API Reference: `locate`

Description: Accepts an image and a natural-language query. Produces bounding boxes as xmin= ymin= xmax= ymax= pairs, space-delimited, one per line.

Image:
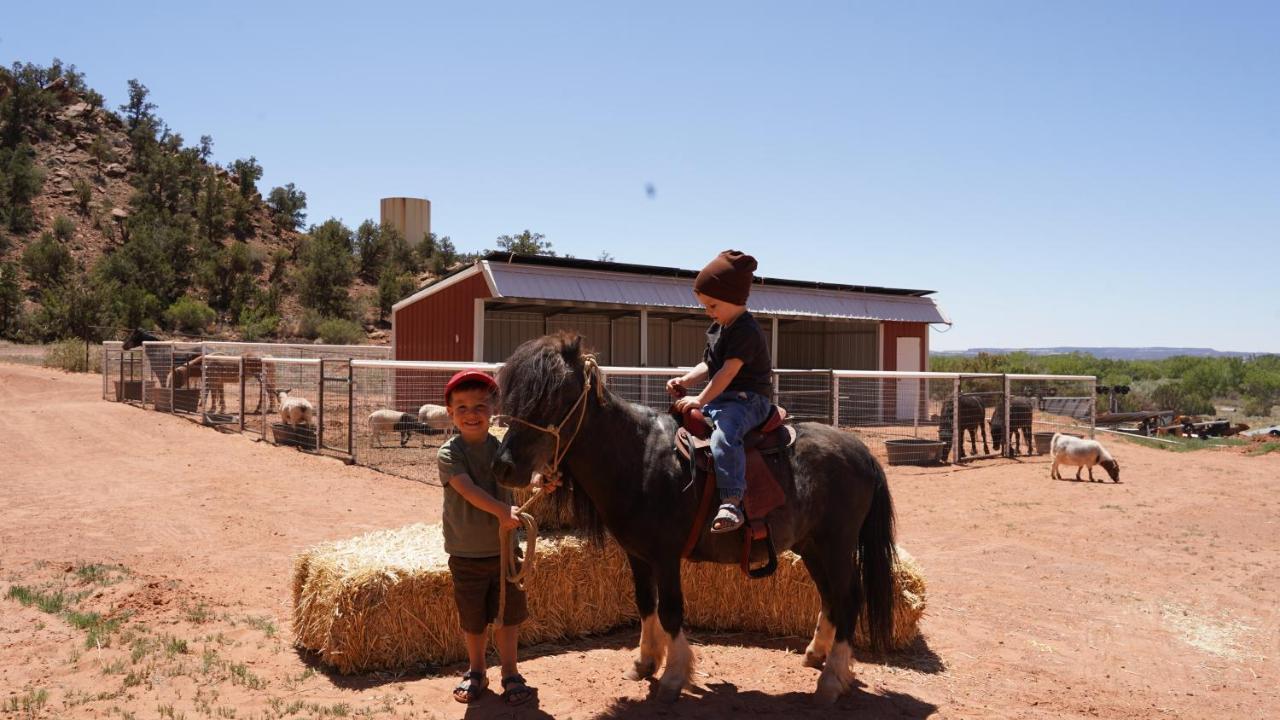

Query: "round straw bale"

xmin=292 ymin=524 xmax=926 ymax=674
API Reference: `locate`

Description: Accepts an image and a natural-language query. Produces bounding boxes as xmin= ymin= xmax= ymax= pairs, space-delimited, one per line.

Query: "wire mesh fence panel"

xmin=263 ymin=358 xmax=322 ymax=450
xmin=951 ymin=374 xmax=1006 ymax=463
xmin=351 ymin=361 xmax=502 ymax=484
xmin=165 ymin=342 xmax=206 ymax=418
xmin=201 ymin=355 xmax=244 ymax=429
xmin=319 ymin=359 xmax=354 ymax=458
xmin=1007 ymin=374 xmax=1097 ymax=456
xmin=141 ymin=342 xmax=173 ymax=412
xmin=775 ymin=370 xmax=833 ymax=423
xmin=834 ymin=372 xmax=960 ymax=467
xmin=601 ymin=368 xmax=699 ymax=414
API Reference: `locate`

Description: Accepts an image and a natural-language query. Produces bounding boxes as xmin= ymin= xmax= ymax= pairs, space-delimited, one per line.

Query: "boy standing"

xmin=437 ymin=369 xmax=535 ymax=706
xmin=667 ymin=250 xmax=774 ymax=533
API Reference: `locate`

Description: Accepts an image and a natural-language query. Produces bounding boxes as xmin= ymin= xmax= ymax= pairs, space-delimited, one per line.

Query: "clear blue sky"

xmin=7 ymin=1 xmax=1278 ymax=352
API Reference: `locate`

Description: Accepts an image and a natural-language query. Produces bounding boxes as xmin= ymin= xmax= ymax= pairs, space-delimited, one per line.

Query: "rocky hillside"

xmin=0 ymin=60 xmax=445 ymax=345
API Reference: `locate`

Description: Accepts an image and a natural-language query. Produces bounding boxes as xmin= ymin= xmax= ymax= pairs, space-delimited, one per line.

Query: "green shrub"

xmin=238 ymin=307 xmax=279 ymax=342
xmin=1243 ymin=397 xmax=1274 ymax=418
xmin=316 ymin=317 xmax=364 ymax=345
xmin=52 ymin=215 xmax=75 ymax=242
xmin=43 ymin=338 xmax=101 ymax=373
xmin=164 ymin=297 xmax=216 ymax=333
xmin=22 ymin=232 xmax=75 ymax=286
xmin=73 ymin=178 xmax=93 ymax=214
xmin=297 ymin=309 xmax=324 ymax=340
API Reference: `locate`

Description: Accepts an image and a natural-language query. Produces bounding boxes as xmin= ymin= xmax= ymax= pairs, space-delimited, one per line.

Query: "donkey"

xmin=123 ymin=328 xmax=200 ymax=389
xmin=492 ymin=333 xmax=897 ymax=705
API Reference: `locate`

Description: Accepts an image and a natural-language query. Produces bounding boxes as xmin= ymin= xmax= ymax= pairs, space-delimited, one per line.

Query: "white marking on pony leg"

xmin=628 ymin=614 xmax=666 ymax=680
xmin=656 ymin=630 xmax=694 ymax=702
xmin=803 ymin=611 xmax=834 ymax=668
xmin=814 ymin=640 xmax=855 ymax=706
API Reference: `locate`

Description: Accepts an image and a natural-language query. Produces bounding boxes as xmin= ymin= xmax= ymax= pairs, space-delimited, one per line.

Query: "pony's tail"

xmin=858 ymin=464 xmax=897 ymax=655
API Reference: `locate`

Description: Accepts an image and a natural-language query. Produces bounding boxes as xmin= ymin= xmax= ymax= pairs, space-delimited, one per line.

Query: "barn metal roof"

xmin=394 ymin=254 xmax=950 ymax=324
xmin=483 ymin=257 xmax=949 ymax=324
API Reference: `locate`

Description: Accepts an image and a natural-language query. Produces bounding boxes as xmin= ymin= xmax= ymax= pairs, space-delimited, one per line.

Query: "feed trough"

xmin=884 ymin=438 xmax=947 ymax=466
xmin=113 ymin=380 xmax=142 ymax=402
xmin=1033 ymin=431 xmax=1083 ymax=455
xmin=272 ymin=422 xmax=318 ymax=450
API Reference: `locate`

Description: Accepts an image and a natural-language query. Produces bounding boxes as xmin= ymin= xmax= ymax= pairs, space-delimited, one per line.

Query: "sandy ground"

xmin=1 ymin=363 xmax=1277 ymax=719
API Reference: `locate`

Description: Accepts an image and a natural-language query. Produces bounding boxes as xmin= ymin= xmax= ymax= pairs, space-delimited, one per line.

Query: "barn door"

xmin=895 ymin=337 xmax=921 ymax=421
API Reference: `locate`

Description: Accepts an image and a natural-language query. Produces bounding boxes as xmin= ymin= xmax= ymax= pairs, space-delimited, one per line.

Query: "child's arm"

xmin=445 ymin=472 xmax=521 ymax=530
xmin=667 ymin=362 xmax=710 ymax=398
xmin=675 ymin=358 xmax=747 ymax=409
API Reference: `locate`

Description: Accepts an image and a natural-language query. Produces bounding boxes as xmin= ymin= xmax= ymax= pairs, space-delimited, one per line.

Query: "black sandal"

xmin=501 ymin=673 xmax=535 ymax=706
xmin=453 ymin=670 xmax=487 ymax=704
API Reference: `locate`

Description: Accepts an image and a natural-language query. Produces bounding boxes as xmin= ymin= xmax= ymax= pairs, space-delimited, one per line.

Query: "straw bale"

xmin=293 ymin=524 xmax=926 ymax=674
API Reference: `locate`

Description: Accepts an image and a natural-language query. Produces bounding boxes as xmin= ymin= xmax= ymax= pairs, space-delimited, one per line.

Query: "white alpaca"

xmin=277 ymin=390 xmax=315 ymax=428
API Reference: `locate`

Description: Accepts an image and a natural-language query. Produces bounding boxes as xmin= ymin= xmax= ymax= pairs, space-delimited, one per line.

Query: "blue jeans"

xmin=702 ymin=391 xmax=773 ymax=502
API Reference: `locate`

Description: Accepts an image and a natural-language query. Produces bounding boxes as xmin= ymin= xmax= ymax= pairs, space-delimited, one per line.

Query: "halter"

xmin=500 ymin=354 xmax=605 ymax=485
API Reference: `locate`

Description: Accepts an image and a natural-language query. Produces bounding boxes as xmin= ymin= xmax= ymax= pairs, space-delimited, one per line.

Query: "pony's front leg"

xmin=625 ymin=555 xmax=664 ymax=681
xmin=803 ymin=609 xmax=835 ymax=668
xmin=655 ymin=563 xmax=694 ymax=702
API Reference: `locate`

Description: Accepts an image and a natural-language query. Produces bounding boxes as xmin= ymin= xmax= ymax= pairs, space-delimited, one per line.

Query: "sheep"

xmin=417 ymin=403 xmax=453 ymax=435
xmin=1050 ymin=433 xmax=1120 ymax=482
xmin=991 ymin=397 xmax=1035 ymax=455
xmin=368 ymin=409 xmax=427 ymax=448
xmin=938 ymin=394 xmax=988 ymax=461
xmin=277 ymin=389 xmax=315 ymax=428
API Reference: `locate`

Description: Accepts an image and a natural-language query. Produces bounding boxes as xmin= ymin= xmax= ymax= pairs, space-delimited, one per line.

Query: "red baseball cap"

xmin=444 ymin=370 xmax=497 ymax=403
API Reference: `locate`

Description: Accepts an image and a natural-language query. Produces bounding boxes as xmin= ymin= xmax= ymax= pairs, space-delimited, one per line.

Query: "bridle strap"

xmin=502 ymin=355 xmax=604 ymax=483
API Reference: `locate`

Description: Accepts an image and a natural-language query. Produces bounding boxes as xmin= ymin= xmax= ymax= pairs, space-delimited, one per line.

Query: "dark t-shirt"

xmin=704 ymin=311 xmax=773 ymax=397
xmin=437 ymin=434 xmax=511 ymax=558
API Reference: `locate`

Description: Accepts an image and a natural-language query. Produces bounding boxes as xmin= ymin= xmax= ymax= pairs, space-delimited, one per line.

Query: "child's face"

xmin=447 ymin=388 xmax=493 ymax=442
xmin=695 ymin=292 xmax=745 ymax=326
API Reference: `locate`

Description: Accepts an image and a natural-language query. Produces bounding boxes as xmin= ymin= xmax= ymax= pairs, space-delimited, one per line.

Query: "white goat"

xmin=1050 ymin=433 xmax=1121 ymax=482
xmin=277 ymin=390 xmax=315 ymax=428
xmin=418 ymin=403 xmax=453 ymax=434
xmin=368 ymin=408 xmax=424 ymax=448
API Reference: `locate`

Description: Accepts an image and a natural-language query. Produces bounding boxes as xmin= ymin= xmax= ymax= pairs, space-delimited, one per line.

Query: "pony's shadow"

xmin=603 ymin=680 xmax=938 ymax=719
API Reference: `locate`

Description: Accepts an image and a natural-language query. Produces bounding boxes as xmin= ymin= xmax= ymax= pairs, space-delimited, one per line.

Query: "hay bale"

xmin=293 ymin=524 xmax=926 ymax=674
xmin=292 ymin=523 xmax=633 ymax=673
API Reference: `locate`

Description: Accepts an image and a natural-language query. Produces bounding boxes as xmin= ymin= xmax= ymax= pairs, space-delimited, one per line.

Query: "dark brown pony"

xmin=492 ymin=333 xmax=897 ymax=705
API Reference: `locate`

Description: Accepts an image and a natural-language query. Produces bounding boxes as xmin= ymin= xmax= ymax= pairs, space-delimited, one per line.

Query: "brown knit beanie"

xmin=693 ymin=250 xmax=757 ymax=306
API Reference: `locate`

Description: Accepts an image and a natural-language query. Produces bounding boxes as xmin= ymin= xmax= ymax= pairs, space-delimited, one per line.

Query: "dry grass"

xmin=292 ymin=523 xmax=926 ymax=674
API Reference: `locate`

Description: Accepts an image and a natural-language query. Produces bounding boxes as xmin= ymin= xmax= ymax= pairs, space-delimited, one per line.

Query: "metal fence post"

xmin=952 ymin=377 xmax=961 ymax=464
xmin=318 ymin=359 xmax=326 ymax=451
xmin=831 ymin=374 xmax=840 ymax=427
xmin=348 ymin=364 xmax=356 ymax=462
xmin=1003 ymin=375 xmax=1012 ymax=458
xmin=239 ymin=356 xmax=246 ymax=433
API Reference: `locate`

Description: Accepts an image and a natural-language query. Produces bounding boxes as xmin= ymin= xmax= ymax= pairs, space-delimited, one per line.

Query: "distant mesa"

xmin=932 ymin=347 xmax=1267 ymax=360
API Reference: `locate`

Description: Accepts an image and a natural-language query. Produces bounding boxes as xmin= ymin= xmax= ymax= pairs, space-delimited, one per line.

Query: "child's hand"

xmin=666 ymin=377 xmax=686 ymax=399
xmin=498 ymin=506 xmax=522 ymax=531
xmin=673 ymin=396 xmax=701 ymax=414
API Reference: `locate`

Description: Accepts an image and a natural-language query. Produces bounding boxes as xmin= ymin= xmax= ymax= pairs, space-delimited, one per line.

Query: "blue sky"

xmin=7 ymin=1 xmax=1278 ymax=352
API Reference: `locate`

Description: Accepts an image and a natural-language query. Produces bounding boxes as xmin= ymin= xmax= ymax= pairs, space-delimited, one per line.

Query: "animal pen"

xmin=103 ymin=342 xmax=1095 ymax=469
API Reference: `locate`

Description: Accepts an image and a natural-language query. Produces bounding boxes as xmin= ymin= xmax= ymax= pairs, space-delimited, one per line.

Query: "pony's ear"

xmin=559 ymin=332 xmax=583 ymax=367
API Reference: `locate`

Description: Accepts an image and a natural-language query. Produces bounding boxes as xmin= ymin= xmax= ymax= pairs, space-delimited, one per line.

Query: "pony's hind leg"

xmin=625 ymin=555 xmax=665 ymax=681
xmin=798 ymin=551 xmax=835 ymax=668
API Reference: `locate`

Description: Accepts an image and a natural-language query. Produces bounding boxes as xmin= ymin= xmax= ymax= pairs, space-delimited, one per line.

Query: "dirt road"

xmin=1 ymin=363 xmax=1276 ymax=718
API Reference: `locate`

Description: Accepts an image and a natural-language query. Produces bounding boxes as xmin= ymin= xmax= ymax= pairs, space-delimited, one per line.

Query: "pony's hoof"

xmin=802 ymin=651 xmax=826 ymax=669
xmin=655 ymin=682 xmax=682 ymax=703
xmin=625 ymin=659 xmax=656 ymax=681
xmin=814 ymin=682 xmax=841 ymax=707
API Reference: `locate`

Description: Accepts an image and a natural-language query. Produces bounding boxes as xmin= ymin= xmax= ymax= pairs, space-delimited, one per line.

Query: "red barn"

xmin=392 ymin=253 xmax=948 ymax=371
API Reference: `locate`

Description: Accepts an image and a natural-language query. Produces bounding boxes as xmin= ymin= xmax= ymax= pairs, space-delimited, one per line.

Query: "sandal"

xmin=453 ymin=670 xmax=488 ymax=704
xmin=710 ymin=502 xmax=745 ymax=533
xmin=501 ymin=673 xmax=535 ymax=706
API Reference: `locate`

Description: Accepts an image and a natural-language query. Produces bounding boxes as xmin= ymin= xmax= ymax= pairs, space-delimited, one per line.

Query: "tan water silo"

xmin=380 ymin=197 xmax=431 ymax=244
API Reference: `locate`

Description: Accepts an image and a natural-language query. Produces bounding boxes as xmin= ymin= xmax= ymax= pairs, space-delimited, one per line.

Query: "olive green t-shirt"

xmin=437 ymin=434 xmax=511 ymax=558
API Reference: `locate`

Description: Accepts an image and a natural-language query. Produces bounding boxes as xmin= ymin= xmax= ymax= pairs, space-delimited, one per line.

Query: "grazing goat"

xmin=939 ymin=394 xmax=988 ymax=461
xmin=368 ymin=409 xmax=427 ymax=448
xmin=277 ymin=390 xmax=315 ymax=428
xmin=1050 ymin=433 xmax=1120 ymax=482
xmin=991 ymin=397 xmax=1035 ymax=455
xmin=417 ymin=403 xmax=453 ymax=434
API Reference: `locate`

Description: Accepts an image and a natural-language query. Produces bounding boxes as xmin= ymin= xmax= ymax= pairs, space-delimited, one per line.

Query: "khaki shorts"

xmin=448 ymin=555 xmax=528 ymax=634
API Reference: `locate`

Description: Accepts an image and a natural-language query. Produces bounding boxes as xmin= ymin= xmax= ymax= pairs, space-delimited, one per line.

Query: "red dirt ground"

xmin=1 ymin=363 xmax=1277 ymax=719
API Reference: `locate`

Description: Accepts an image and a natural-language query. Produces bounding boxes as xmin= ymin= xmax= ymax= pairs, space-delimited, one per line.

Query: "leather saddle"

xmin=674 ymin=404 xmax=797 ymax=578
